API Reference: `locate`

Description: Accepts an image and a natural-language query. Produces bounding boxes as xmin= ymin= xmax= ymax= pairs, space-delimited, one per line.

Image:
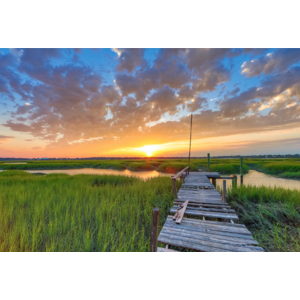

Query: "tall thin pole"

xmin=188 ymin=114 xmax=193 ymax=167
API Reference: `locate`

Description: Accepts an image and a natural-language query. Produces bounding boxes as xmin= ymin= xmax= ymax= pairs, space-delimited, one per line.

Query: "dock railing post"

xmin=212 ymin=178 xmax=216 ymax=188
xmin=240 ymin=157 xmax=243 ymax=185
xmin=233 ymin=175 xmax=237 ymax=188
xmin=172 ymin=178 xmax=178 ymax=199
xmin=207 ymin=153 xmax=210 ymax=172
xmin=222 ymin=180 xmax=226 ymax=203
xmin=150 ymin=208 xmax=160 ymax=252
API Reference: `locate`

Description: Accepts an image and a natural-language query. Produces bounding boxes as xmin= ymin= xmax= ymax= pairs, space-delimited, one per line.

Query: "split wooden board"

xmin=158 ymin=217 xmax=264 ymax=252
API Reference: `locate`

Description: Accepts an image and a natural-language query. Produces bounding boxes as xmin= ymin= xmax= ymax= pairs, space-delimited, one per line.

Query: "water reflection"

xmin=25 ymin=168 xmax=171 ymax=180
xmin=216 ymin=170 xmax=300 ymax=191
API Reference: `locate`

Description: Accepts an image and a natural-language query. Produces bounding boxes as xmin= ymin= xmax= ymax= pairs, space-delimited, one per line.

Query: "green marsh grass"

xmin=0 ymin=171 xmax=180 ymax=252
xmin=225 ymin=185 xmax=300 ymax=251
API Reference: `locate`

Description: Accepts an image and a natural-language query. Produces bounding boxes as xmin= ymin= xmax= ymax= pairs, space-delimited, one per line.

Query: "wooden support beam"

xmin=240 ymin=157 xmax=243 ymax=186
xmin=173 ymin=200 xmax=189 ymax=224
xmin=240 ymin=157 xmax=243 ymax=175
xmin=150 ymin=208 xmax=160 ymax=252
xmin=172 ymin=166 xmax=189 ymax=180
xmin=207 ymin=153 xmax=210 ymax=172
xmin=172 ymin=178 xmax=178 ymax=199
xmin=212 ymin=178 xmax=216 ymax=188
xmin=222 ymin=180 xmax=227 ymax=203
xmin=233 ymin=175 xmax=237 ymax=188
xmin=241 ymin=175 xmax=243 ymax=185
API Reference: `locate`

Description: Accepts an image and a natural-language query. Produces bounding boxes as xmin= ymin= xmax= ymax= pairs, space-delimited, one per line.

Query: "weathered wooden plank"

xmin=172 ymin=205 xmax=235 ymax=213
xmin=157 ymin=247 xmax=179 ymax=252
xmin=163 ymin=222 xmax=255 ymax=240
xmin=172 ymin=200 xmax=188 ymax=224
xmin=163 ymin=221 xmax=257 ymax=241
xmin=174 ymin=201 xmax=231 ymax=209
xmin=170 ymin=208 xmax=239 ymax=220
xmin=161 ymin=226 xmax=259 ymax=246
xmin=158 ymin=233 xmax=264 ymax=252
xmin=179 ymin=190 xmax=220 ymax=194
xmin=166 ymin=216 xmax=247 ymax=229
xmin=165 ymin=217 xmax=250 ymax=233
xmin=176 ymin=199 xmax=226 ymax=205
xmin=160 ymin=231 xmax=263 ymax=251
xmin=177 ymin=195 xmax=222 ymax=201
xmin=158 ymin=235 xmax=228 ymax=252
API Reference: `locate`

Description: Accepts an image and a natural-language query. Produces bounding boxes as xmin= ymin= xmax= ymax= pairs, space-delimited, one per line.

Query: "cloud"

xmin=0 ymin=135 xmax=14 ymax=144
xmin=241 ymin=49 xmax=300 ymax=77
xmin=0 ymin=135 xmax=14 ymax=139
xmin=114 ymin=48 xmax=146 ymax=73
xmin=1 ymin=48 xmax=300 ymax=154
xmin=219 ymin=66 xmax=300 ymax=118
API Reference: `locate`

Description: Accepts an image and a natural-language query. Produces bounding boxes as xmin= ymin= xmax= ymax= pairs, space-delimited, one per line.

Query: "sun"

xmin=140 ymin=145 xmax=159 ymax=157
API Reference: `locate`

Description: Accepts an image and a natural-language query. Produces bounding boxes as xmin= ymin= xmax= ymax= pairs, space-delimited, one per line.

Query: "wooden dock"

xmin=156 ymin=170 xmax=263 ymax=252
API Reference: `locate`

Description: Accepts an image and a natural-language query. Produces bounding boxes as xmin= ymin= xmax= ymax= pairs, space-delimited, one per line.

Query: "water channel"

xmin=18 ymin=168 xmax=300 ymax=190
xmin=1 ymin=166 xmax=299 ymax=190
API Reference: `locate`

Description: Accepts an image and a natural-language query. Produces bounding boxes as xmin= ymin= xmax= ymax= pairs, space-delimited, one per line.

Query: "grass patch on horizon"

xmin=0 ymin=171 xmax=179 ymax=252
xmin=280 ymin=171 xmax=300 ymax=178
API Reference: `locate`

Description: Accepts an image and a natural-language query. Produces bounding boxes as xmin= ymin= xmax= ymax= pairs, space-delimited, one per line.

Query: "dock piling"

xmin=240 ymin=157 xmax=243 ymax=185
xmin=172 ymin=178 xmax=178 ymax=199
xmin=222 ymin=180 xmax=226 ymax=203
xmin=207 ymin=153 xmax=210 ymax=172
xmin=212 ymin=178 xmax=216 ymax=188
xmin=150 ymin=208 xmax=160 ymax=252
xmin=233 ymin=175 xmax=237 ymax=188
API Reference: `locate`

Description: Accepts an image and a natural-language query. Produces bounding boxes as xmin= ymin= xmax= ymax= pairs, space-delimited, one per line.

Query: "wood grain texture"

xmin=172 ymin=200 xmax=188 ymax=224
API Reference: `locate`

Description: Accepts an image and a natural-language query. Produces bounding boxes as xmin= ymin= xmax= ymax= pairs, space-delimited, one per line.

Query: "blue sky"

xmin=0 ymin=48 xmax=300 ymax=157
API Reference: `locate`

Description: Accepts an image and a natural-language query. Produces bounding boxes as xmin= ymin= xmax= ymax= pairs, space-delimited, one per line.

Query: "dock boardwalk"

xmin=157 ymin=170 xmax=264 ymax=252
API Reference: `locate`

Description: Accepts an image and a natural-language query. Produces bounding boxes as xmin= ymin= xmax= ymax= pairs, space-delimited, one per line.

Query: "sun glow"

xmin=139 ymin=145 xmax=160 ymax=157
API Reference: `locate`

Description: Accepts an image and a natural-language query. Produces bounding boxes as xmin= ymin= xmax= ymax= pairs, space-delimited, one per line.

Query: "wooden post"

xmin=222 ymin=180 xmax=226 ymax=203
xmin=207 ymin=153 xmax=210 ymax=172
xmin=150 ymin=208 xmax=160 ymax=252
xmin=240 ymin=157 xmax=243 ymax=185
xmin=172 ymin=178 xmax=178 ymax=199
xmin=181 ymin=174 xmax=185 ymax=183
xmin=212 ymin=178 xmax=216 ymax=188
xmin=233 ymin=175 xmax=237 ymax=188
xmin=241 ymin=175 xmax=243 ymax=185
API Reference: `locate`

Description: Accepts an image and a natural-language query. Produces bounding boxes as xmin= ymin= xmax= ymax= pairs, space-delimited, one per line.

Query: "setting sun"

xmin=139 ymin=145 xmax=160 ymax=157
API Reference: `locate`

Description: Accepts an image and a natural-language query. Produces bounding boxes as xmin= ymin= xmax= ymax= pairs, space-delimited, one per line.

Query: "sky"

xmin=0 ymin=48 xmax=300 ymax=158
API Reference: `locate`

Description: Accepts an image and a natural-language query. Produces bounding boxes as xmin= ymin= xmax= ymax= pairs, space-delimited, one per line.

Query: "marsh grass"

xmin=0 ymin=171 xmax=179 ymax=252
xmin=210 ymin=163 xmax=249 ymax=174
xmin=223 ymin=185 xmax=300 ymax=251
